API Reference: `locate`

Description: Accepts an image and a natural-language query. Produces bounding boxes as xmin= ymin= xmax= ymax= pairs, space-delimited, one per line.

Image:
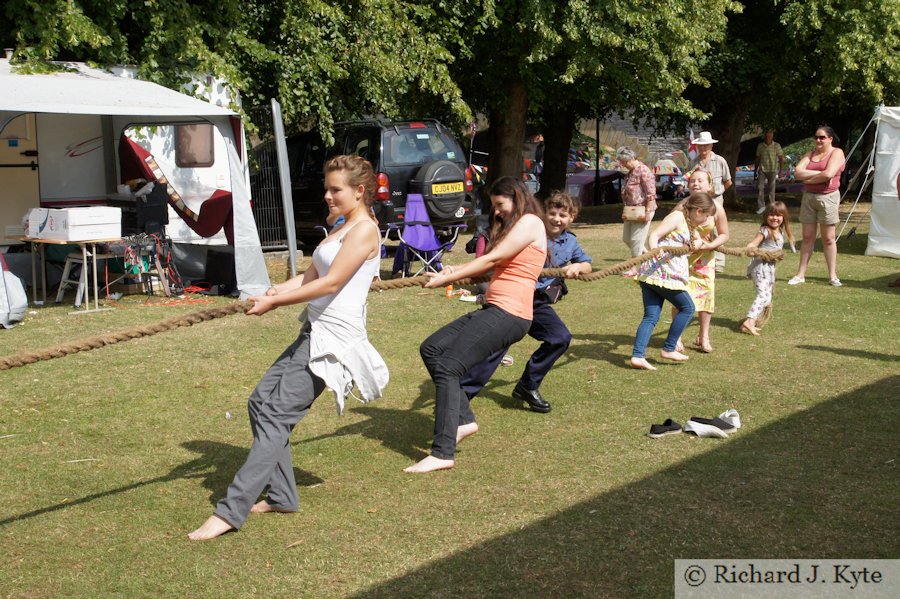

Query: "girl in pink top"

xmin=790 ymin=125 xmax=846 ymax=287
xmin=405 ymin=177 xmax=547 ymax=474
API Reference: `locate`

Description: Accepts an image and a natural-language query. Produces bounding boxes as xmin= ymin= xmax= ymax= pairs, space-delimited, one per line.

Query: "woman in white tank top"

xmin=189 ymin=155 xmax=387 ymax=541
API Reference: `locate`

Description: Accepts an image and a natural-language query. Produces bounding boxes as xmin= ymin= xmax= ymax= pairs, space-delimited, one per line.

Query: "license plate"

xmin=432 ymin=181 xmax=464 ymax=195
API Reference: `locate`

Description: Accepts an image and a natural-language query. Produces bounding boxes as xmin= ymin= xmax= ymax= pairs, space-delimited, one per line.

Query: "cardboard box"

xmin=26 ymin=207 xmax=122 ymax=241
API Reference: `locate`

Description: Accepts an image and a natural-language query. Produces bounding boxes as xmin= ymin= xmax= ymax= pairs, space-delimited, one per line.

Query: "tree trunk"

xmin=537 ymin=108 xmax=577 ymax=199
xmin=487 ymin=79 xmax=528 ymax=184
xmin=707 ymin=98 xmax=750 ymax=208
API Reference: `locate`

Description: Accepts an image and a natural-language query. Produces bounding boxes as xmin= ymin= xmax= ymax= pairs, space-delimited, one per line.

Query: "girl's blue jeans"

xmin=632 ymin=282 xmax=695 ymax=358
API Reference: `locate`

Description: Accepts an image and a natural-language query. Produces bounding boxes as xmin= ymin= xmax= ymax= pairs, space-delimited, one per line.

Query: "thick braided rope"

xmin=369 ymin=245 xmax=784 ymax=291
xmin=0 ymin=244 xmax=782 ymax=370
xmin=0 ymin=302 xmax=250 ymax=371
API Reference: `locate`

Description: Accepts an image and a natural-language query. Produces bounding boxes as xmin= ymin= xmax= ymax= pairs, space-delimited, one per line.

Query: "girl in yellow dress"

xmin=673 ymin=169 xmax=730 ymax=353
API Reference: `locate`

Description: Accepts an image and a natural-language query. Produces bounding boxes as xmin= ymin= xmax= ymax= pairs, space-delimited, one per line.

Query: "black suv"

xmin=278 ymin=119 xmax=476 ymax=241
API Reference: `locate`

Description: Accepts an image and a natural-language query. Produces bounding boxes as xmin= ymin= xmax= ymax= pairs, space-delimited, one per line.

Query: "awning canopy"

xmin=0 ymin=59 xmax=234 ymax=117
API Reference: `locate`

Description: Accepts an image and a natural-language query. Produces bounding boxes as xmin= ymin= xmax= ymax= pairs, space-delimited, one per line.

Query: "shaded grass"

xmin=1 ymin=205 xmax=898 ymax=597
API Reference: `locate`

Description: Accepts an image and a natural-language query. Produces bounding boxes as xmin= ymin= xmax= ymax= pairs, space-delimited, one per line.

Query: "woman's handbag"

xmin=622 ymin=205 xmax=646 ymax=221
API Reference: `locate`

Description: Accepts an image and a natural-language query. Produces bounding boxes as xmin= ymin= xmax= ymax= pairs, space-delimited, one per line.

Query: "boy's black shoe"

xmin=648 ymin=419 xmax=683 ymax=438
xmin=512 ymin=383 xmax=552 ymax=413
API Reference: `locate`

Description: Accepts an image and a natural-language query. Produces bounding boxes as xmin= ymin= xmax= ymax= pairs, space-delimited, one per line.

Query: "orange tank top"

xmin=485 ymin=243 xmax=547 ymax=320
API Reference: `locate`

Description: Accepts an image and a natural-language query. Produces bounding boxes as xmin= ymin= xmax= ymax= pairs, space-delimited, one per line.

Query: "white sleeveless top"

xmin=301 ymin=219 xmax=388 ymax=415
xmin=310 ymin=221 xmax=381 ymax=310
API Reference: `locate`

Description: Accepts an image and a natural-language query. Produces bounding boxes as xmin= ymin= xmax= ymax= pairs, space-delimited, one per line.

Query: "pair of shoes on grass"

xmin=648 ymin=409 xmax=741 ymax=439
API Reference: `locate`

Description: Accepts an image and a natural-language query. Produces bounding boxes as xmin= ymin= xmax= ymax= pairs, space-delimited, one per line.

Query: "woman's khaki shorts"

xmin=800 ymin=190 xmax=840 ymax=225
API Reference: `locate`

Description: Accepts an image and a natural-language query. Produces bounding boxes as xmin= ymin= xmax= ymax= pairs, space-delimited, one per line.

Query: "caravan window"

xmin=175 ymin=123 xmax=214 ymax=168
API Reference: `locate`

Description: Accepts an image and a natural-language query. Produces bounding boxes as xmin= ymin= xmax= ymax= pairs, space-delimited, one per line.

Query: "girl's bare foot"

xmin=660 ymin=349 xmax=689 ymax=362
xmin=740 ymin=320 xmax=760 ymax=336
xmin=403 ymin=455 xmax=454 ymax=473
xmin=456 ymin=422 xmax=478 ymax=444
xmin=629 ymin=357 xmax=657 ymax=371
xmin=188 ymin=515 xmax=234 ymax=541
xmin=251 ymin=500 xmax=294 ymax=514
xmin=694 ymin=337 xmax=713 ymax=353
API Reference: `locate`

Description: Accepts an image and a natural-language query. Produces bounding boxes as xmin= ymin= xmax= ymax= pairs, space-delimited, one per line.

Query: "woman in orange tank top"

xmin=404 ymin=177 xmax=547 ymax=474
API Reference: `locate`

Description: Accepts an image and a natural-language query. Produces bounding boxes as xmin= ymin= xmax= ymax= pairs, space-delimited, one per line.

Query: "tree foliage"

xmin=0 ymin=0 xmax=481 ymax=141
xmin=449 ymin=0 xmax=737 ymax=183
xmin=2 ymin=0 xmax=894 ymax=189
xmin=679 ymin=0 xmax=900 ymax=188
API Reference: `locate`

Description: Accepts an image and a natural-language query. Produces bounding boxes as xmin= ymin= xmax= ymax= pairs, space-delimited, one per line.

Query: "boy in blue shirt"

xmin=459 ymin=191 xmax=592 ymax=417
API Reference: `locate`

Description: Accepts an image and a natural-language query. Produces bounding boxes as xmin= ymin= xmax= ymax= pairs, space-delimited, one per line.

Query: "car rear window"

xmin=383 ymin=127 xmax=461 ymax=166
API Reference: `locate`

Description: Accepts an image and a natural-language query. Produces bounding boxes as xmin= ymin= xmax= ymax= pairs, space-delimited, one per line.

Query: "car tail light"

xmin=465 ymin=166 xmax=474 ymax=193
xmin=409 ymin=122 xmax=427 ymax=129
xmin=376 ymin=172 xmax=390 ymax=201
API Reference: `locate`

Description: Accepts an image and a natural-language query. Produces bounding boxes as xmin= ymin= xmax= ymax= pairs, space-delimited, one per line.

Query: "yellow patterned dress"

xmin=687 ymin=217 xmax=716 ymax=312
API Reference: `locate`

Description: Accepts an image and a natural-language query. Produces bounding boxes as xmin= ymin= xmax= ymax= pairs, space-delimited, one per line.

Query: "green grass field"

xmin=1 ymin=204 xmax=897 ymax=597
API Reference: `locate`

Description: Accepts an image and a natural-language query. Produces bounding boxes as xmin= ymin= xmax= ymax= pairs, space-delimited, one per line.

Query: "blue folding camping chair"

xmin=392 ymin=193 xmax=463 ymax=277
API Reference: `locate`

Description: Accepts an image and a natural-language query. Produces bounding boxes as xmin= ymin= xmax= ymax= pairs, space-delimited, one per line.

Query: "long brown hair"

xmin=761 ymin=201 xmax=795 ymax=246
xmin=486 ymin=176 xmax=544 ymax=249
xmin=683 ymin=191 xmax=717 ymax=216
xmin=681 ymin=192 xmax=716 ymax=240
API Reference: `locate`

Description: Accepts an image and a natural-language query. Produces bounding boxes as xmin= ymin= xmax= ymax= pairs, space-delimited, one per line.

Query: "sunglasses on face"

xmin=814 ymin=135 xmax=829 ymax=140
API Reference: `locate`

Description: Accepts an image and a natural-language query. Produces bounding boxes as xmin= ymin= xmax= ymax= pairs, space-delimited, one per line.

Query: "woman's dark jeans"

xmin=420 ymin=304 xmax=531 ymax=459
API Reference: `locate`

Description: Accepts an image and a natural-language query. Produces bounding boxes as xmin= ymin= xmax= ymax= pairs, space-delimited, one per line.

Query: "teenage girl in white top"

xmin=189 ymin=155 xmax=386 ymax=540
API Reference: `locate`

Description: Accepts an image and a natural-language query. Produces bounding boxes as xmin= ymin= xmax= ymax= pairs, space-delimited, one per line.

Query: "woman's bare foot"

xmin=456 ymin=422 xmax=478 ymax=444
xmin=403 ymin=455 xmax=454 ymax=473
xmin=740 ymin=320 xmax=760 ymax=336
xmin=660 ymin=349 xmax=690 ymax=362
xmin=250 ymin=500 xmax=294 ymax=514
xmin=629 ymin=357 xmax=657 ymax=371
xmin=188 ymin=515 xmax=234 ymax=541
xmin=694 ymin=337 xmax=713 ymax=353
xmin=675 ymin=340 xmax=685 ymax=353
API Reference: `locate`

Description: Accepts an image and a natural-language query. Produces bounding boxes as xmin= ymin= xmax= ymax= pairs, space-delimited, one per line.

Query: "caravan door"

xmin=0 ymin=114 xmax=39 ymax=241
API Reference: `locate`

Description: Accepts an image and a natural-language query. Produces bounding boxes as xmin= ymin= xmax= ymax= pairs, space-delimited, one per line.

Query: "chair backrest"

xmin=136 ymin=183 xmax=170 ymax=235
xmin=401 ymin=194 xmax=442 ymax=251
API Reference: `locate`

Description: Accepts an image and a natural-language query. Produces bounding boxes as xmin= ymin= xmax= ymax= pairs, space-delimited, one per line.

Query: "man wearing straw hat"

xmin=690 ymin=131 xmax=731 ymax=271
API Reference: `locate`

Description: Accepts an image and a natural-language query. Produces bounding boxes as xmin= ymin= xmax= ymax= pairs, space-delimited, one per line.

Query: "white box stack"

xmin=26 ymin=207 xmax=122 ymax=241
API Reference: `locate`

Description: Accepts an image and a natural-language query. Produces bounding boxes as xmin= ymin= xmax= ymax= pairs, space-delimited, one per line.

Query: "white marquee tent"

xmin=867 ymin=105 xmax=900 ymax=258
xmin=0 ymin=59 xmax=270 ymax=297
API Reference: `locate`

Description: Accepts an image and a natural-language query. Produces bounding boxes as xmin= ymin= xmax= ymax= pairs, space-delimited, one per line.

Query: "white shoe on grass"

xmin=718 ymin=409 xmax=741 ymax=430
xmin=683 ymin=420 xmax=729 ymax=439
xmin=788 ymin=276 xmax=805 ymax=285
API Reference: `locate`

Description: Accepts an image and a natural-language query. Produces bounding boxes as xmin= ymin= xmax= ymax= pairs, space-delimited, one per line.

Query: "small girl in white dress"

xmin=741 ymin=201 xmax=795 ymax=335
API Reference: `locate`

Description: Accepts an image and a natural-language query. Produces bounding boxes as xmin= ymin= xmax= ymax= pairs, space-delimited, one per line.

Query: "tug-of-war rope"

xmin=0 ymin=245 xmax=782 ymax=371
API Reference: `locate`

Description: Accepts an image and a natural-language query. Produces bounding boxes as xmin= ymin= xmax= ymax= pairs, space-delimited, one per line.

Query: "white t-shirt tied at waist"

xmin=299 ymin=302 xmax=389 ymax=415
